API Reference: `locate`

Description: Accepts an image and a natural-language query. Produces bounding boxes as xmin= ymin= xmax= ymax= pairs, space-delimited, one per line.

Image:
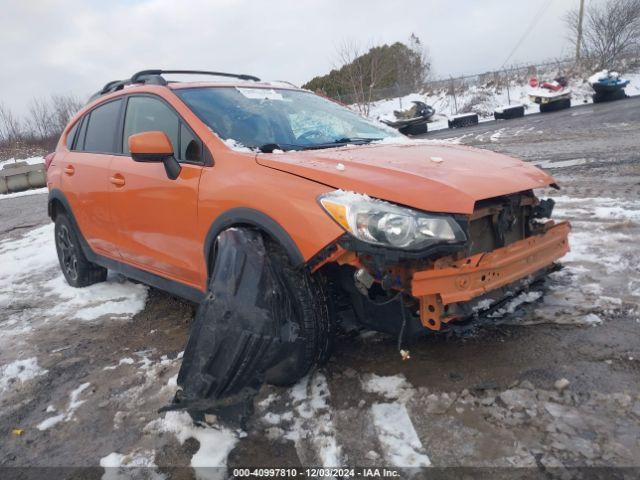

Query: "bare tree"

xmin=27 ymin=98 xmax=55 ymax=140
xmin=0 ymin=102 xmax=24 ymax=143
xmin=27 ymin=94 xmax=83 ymax=140
xmin=50 ymin=94 xmax=83 ymax=134
xmin=565 ymin=0 xmax=640 ymax=69
xmin=1 ymin=93 xmax=84 ymax=153
xmin=335 ymin=40 xmax=371 ymax=115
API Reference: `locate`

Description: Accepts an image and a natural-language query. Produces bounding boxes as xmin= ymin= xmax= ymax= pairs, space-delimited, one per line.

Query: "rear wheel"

xmin=54 ymin=214 xmax=107 ymax=287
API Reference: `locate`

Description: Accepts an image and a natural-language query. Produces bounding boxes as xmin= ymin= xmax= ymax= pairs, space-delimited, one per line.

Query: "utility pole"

xmin=575 ymin=0 xmax=585 ymax=63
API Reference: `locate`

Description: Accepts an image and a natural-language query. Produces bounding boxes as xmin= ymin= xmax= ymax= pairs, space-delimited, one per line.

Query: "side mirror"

xmin=128 ymin=131 xmax=181 ymax=180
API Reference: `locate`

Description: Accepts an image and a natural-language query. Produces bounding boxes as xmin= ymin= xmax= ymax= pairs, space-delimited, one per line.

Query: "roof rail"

xmin=130 ymin=69 xmax=261 ymax=84
xmin=88 ymin=69 xmax=261 ymax=103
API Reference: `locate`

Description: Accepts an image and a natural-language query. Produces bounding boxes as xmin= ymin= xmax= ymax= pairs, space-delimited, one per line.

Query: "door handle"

xmin=110 ymin=174 xmax=126 ymax=187
xmin=64 ymin=165 xmax=75 ymax=176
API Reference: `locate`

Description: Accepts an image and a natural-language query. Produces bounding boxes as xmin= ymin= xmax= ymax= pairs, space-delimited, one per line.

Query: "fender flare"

xmin=47 ymin=189 xmax=94 ymax=258
xmin=203 ymin=208 xmax=305 ymax=273
xmin=48 ymin=188 xmax=72 ymax=221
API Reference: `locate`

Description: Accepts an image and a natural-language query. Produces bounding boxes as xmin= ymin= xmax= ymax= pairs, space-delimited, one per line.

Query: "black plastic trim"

xmin=48 ymin=189 xmax=205 ymax=303
xmin=203 ymin=208 xmax=305 ymax=273
xmin=131 ymin=69 xmax=260 ymax=83
xmin=338 ymin=235 xmax=468 ymax=263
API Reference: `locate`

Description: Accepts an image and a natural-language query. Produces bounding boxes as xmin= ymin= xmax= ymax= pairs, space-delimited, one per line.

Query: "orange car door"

xmin=62 ymin=99 xmax=123 ymax=257
xmin=108 ymin=95 xmax=204 ymax=287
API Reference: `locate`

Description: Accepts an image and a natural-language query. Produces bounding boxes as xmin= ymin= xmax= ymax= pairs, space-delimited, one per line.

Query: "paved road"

xmin=1 ymin=97 xmax=639 ymax=475
xmin=0 ymin=193 xmax=48 ymax=237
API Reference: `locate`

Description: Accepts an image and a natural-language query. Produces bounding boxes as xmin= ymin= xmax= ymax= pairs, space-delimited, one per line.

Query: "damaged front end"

xmin=171 ymin=190 xmax=569 ymax=423
xmin=312 ymin=190 xmax=570 ymax=337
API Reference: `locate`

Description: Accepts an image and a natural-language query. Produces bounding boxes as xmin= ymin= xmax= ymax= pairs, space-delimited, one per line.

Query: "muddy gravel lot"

xmin=1 ymin=97 xmax=639 ymax=479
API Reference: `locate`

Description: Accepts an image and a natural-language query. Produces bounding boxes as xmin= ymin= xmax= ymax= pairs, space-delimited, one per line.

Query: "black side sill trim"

xmin=90 ymin=253 xmax=205 ymax=304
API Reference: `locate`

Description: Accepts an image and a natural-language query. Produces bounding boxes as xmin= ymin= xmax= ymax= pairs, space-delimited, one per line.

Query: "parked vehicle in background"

xmin=528 ymin=76 xmax=572 ymax=112
xmin=589 ymin=70 xmax=630 ymax=103
xmin=46 ymin=70 xmax=570 ymax=419
xmin=380 ymin=101 xmax=435 ymax=136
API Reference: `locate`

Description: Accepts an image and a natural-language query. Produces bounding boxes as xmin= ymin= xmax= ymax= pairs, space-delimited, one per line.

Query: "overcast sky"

xmin=1 ymin=0 xmax=578 ymax=115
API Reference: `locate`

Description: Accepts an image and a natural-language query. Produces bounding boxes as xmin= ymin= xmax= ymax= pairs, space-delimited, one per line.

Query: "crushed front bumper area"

xmin=411 ymin=221 xmax=571 ymax=330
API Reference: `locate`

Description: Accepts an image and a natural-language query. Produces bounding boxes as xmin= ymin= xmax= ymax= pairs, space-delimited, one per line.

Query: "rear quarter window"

xmin=65 ymin=122 xmax=79 ymax=150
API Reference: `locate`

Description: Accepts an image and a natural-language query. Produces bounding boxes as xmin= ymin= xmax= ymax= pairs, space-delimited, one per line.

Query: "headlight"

xmin=319 ymin=190 xmax=466 ymax=250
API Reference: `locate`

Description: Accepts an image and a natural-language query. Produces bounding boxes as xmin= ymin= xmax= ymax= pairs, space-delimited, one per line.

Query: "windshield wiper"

xmin=296 ymin=137 xmax=384 ymax=151
xmin=333 ymin=137 xmax=383 ymax=144
xmin=258 ymin=138 xmax=384 ymax=153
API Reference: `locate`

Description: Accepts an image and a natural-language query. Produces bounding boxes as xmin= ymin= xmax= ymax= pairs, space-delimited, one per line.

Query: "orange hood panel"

xmin=256 ymin=143 xmax=556 ymax=214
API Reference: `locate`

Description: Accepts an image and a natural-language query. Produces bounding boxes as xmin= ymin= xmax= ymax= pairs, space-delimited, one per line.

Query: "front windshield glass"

xmin=175 ymin=87 xmax=398 ymax=151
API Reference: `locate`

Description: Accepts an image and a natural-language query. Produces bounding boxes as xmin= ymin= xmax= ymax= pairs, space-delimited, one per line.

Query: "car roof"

xmin=167 ymin=80 xmax=302 ymax=90
xmin=88 ymin=70 xmax=303 ymax=103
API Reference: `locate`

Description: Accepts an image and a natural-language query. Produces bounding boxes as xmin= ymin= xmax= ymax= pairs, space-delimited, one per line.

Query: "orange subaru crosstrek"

xmin=47 ymin=70 xmax=570 ymax=416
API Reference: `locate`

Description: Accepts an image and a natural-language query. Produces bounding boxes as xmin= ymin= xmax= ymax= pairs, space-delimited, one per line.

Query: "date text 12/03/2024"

xmin=232 ymin=468 xmax=401 ymax=477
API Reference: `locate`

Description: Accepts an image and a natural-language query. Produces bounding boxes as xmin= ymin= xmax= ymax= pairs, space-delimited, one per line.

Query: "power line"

xmin=500 ymin=0 xmax=555 ymax=69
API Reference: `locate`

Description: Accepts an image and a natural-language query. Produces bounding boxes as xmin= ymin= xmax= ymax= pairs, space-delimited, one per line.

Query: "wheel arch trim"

xmin=203 ymin=207 xmax=305 ymax=274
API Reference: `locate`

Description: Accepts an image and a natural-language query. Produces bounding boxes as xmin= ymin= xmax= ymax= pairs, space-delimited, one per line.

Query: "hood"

xmin=256 ymin=142 xmax=556 ymax=215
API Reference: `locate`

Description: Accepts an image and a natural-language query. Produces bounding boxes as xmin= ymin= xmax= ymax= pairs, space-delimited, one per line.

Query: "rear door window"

xmin=123 ymin=96 xmax=179 ymax=156
xmin=83 ymin=99 xmax=123 ymax=153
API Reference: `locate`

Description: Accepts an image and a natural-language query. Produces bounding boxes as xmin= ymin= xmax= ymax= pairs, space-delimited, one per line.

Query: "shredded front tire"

xmin=173 ymin=228 xmax=332 ymax=422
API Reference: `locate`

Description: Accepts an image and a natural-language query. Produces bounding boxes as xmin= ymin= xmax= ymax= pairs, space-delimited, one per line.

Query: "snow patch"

xmin=0 ymin=156 xmax=44 ymax=169
xmin=44 ymin=274 xmax=148 ymax=321
xmin=532 ymin=158 xmax=588 ymax=169
xmin=100 ymin=450 xmax=163 ymax=480
xmin=37 ymin=382 xmax=91 ymax=430
xmin=0 ymin=187 xmax=49 ymax=200
xmin=371 ymin=403 xmax=431 ymax=467
xmin=361 ymin=374 xmax=414 ymax=401
xmin=145 ymin=411 xmax=238 ymax=474
xmin=223 ymin=138 xmax=254 ymax=153
xmin=0 ymin=225 xmax=147 ymax=341
xmin=283 ymin=373 xmax=342 ymax=466
xmin=488 ymin=291 xmax=543 ymax=318
xmin=103 ymin=357 xmax=136 ymax=371
xmin=0 ymin=357 xmax=47 ymax=395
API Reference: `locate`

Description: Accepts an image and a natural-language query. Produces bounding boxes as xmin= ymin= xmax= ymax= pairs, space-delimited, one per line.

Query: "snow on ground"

xmin=0 ymin=156 xmax=44 ymax=169
xmin=361 ymin=373 xmax=414 ymax=402
xmin=367 ymin=72 xmax=640 ymax=132
xmin=532 ymin=158 xmax=589 ymax=169
xmin=0 ymin=187 xmax=48 ymax=200
xmin=145 ymin=410 xmax=239 ymax=476
xmin=100 ymin=450 xmax=163 ymax=480
xmin=500 ymin=193 xmax=640 ymax=326
xmin=44 ymin=274 xmax=148 ymax=321
xmin=370 ymin=403 xmax=431 ymax=467
xmin=0 ymin=224 xmax=148 ymax=340
xmin=255 ymin=372 xmax=343 ymax=467
xmin=286 ymin=373 xmax=342 ymax=466
xmin=37 ymin=382 xmax=91 ymax=430
xmin=0 ymin=357 xmax=47 ymax=396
